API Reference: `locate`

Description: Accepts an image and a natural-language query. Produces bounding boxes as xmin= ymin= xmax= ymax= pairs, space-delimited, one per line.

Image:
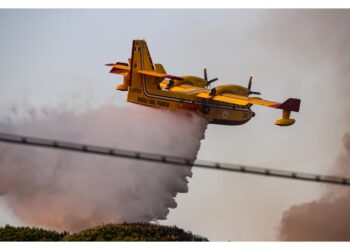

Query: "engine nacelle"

xmin=210 ymin=84 xmax=249 ymax=96
xmin=174 ymin=76 xmax=207 ymax=88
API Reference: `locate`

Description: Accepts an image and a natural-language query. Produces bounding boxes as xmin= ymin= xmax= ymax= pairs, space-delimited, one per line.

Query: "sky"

xmin=0 ymin=9 xmax=350 ymax=241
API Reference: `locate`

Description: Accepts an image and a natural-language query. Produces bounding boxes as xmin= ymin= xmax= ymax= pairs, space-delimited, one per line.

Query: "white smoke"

xmin=0 ymin=104 xmax=208 ymax=232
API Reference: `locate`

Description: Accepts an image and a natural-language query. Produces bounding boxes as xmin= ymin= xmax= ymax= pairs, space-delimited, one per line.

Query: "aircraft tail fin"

xmin=129 ymin=40 xmax=165 ymax=92
xmin=107 ymin=40 xmax=173 ymax=94
xmin=106 ymin=40 xmax=159 ymax=93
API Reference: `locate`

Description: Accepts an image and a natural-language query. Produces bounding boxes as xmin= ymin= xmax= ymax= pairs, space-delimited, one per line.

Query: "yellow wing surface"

xmin=166 ymin=85 xmax=208 ymax=95
xmin=197 ymin=92 xmax=279 ymax=106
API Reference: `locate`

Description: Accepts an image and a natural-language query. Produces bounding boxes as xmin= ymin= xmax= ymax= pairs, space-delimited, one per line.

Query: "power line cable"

xmin=0 ymin=132 xmax=349 ymax=186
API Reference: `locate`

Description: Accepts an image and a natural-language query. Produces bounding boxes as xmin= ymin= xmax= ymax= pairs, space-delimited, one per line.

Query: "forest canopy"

xmin=0 ymin=223 xmax=208 ymax=241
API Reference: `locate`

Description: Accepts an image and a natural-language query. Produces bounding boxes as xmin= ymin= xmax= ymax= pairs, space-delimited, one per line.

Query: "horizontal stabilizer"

xmin=116 ymin=84 xmax=128 ymax=91
xmin=105 ymin=62 xmax=129 ymax=68
xmin=116 ymin=62 xmax=128 ymax=66
xmin=137 ymin=70 xmax=183 ymax=81
xmin=106 ymin=62 xmax=130 ymax=75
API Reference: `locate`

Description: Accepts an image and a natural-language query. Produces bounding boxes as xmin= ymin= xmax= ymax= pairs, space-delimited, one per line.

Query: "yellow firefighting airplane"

xmin=106 ymin=40 xmax=301 ymax=126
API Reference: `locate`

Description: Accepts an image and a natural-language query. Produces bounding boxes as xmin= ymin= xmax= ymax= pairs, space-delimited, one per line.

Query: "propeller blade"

xmin=249 ymin=91 xmax=261 ymax=95
xmin=207 ymin=77 xmax=218 ymax=84
xmin=247 ymin=76 xmax=260 ymax=95
xmin=204 ymin=68 xmax=218 ymax=87
xmin=248 ymin=76 xmax=253 ymax=90
xmin=204 ymin=68 xmax=208 ymax=81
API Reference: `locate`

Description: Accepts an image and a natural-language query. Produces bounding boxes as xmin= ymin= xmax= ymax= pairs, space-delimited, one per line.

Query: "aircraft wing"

xmin=197 ymin=91 xmax=301 ymax=126
xmin=197 ymin=92 xmax=299 ymax=111
xmin=167 ymin=84 xmax=208 ymax=95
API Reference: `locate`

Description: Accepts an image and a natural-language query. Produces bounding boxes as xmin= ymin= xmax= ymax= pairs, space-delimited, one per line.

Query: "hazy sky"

xmin=1 ymin=9 xmax=349 ymax=240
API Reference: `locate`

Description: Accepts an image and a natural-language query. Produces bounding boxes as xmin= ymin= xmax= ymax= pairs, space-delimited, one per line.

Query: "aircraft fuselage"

xmin=127 ymin=84 xmax=254 ymax=125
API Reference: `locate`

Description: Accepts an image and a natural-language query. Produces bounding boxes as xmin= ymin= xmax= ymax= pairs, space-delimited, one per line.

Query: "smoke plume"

xmin=0 ymin=105 xmax=207 ymax=232
xmin=253 ymin=10 xmax=350 ymax=241
xmin=278 ymin=133 xmax=350 ymax=240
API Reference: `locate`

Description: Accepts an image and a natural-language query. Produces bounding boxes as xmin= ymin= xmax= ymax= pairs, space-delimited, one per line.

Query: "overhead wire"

xmin=0 ymin=132 xmax=349 ymax=186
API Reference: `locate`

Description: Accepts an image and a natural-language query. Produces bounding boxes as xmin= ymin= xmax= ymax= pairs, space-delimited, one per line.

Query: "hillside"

xmin=0 ymin=224 xmax=68 ymax=241
xmin=0 ymin=223 xmax=208 ymax=241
